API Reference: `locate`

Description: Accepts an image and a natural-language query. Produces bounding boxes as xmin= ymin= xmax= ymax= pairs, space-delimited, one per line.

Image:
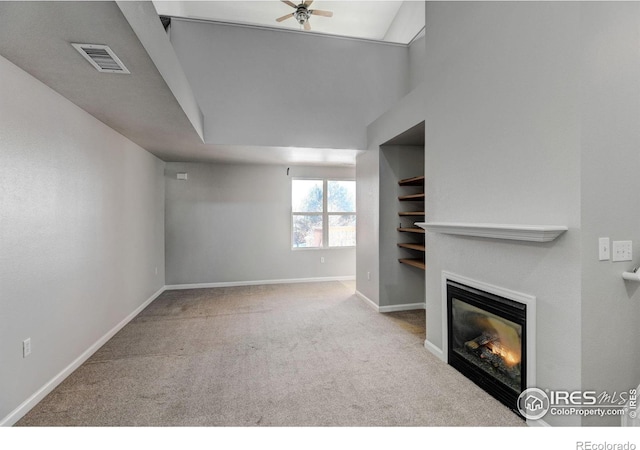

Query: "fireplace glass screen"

xmin=450 ymin=298 xmax=522 ymax=394
xmin=447 ymin=280 xmax=526 ymax=413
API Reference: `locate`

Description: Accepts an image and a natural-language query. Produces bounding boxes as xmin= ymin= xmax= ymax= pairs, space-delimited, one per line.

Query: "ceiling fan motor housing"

xmin=294 ymin=6 xmax=310 ymax=24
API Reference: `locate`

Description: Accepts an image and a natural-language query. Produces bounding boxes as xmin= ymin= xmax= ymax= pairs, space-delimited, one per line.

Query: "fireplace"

xmin=447 ymin=280 xmax=527 ymax=416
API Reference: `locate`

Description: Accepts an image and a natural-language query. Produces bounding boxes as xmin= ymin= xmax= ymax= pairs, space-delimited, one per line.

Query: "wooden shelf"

xmin=398 ymin=173 xmax=425 ymax=271
xmin=398 ymin=175 xmax=424 ymax=186
xmin=397 ymin=227 xmax=425 ymax=234
xmin=398 ymin=193 xmax=425 ymax=201
xmin=398 ymin=258 xmax=426 ymax=270
xmin=397 ymin=243 xmax=426 ymax=252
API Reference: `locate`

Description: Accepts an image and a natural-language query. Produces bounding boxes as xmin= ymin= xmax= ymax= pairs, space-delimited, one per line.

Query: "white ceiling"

xmin=153 ymin=0 xmax=423 ymax=43
xmin=0 ymin=1 xmax=422 ymax=166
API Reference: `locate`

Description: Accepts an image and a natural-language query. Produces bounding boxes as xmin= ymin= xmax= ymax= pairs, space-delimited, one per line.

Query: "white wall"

xmin=0 ymin=55 xmax=165 ymax=424
xmin=165 ymin=162 xmax=355 ymax=285
xmin=168 ymin=18 xmax=410 ymax=150
xmin=580 ymin=2 xmax=640 ymax=426
xmin=423 ymin=2 xmax=582 ymax=426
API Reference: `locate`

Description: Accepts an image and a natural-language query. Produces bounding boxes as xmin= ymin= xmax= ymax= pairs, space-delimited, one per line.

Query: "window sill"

xmin=291 ymin=246 xmax=356 ymax=251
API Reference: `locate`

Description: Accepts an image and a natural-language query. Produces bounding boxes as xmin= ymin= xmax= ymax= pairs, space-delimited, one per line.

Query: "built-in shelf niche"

xmin=377 ymin=121 xmax=426 ymax=311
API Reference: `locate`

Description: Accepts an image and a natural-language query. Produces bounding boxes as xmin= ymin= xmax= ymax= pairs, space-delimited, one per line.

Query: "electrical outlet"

xmin=320 ymin=257 xmax=325 ymax=263
xmin=613 ymin=240 xmax=633 ymax=262
xmin=367 ymin=271 xmax=371 ymax=280
xmin=23 ymin=338 xmax=31 ymax=358
xmin=155 ymin=267 xmax=158 ymax=275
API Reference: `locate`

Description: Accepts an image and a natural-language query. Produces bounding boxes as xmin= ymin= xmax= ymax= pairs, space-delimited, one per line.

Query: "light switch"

xmin=599 ymin=237 xmax=610 ymax=261
xmin=612 ymin=240 xmax=632 ymax=262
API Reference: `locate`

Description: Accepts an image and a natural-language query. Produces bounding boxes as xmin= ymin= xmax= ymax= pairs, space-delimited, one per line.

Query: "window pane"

xmin=293 ymin=215 xmax=323 ymax=248
xmin=329 ymin=214 xmax=356 ymax=247
xmin=328 ymin=180 xmax=355 ymax=212
xmin=292 ymin=179 xmax=323 ymax=212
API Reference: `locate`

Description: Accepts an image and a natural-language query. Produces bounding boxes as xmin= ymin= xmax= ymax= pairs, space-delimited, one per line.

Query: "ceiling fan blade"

xmin=304 ymin=20 xmax=311 ymax=31
xmin=303 ymin=0 xmax=314 ymax=7
xmin=276 ymin=13 xmax=294 ymax=22
xmin=282 ymin=1 xmax=297 ymax=8
xmin=310 ymin=9 xmax=333 ymax=18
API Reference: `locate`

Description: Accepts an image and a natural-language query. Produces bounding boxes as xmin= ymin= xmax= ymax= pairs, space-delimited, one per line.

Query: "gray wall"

xmin=357 ymin=84 xmax=426 ymax=306
xmin=168 ymin=18 xmax=410 ymax=150
xmin=580 ymin=2 xmax=640 ymax=426
xmin=408 ymin=34 xmax=425 ymax=92
xmin=379 ymin=146 xmax=425 ymax=307
xmin=355 ymin=147 xmax=380 ymax=303
xmin=0 ymin=55 xmax=165 ymax=423
xmin=423 ymin=1 xmax=582 ymax=426
xmin=165 ymin=162 xmax=355 ymax=285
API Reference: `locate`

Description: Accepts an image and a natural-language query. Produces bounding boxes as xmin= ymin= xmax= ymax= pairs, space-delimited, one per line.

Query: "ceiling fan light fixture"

xmin=277 ymin=0 xmax=333 ymax=31
xmin=294 ymin=7 xmax=310 ymax=25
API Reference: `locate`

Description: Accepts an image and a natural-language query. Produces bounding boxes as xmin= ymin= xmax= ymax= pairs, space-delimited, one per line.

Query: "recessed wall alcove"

xmin=378 ymin=122 xmax=426 ymax=311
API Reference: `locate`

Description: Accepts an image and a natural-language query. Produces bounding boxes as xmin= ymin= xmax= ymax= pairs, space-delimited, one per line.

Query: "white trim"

xmin=355 ymin=291 xmax=424 ymax=313
xmin=408 ymin=26 xmax=426 ymax=46
xmin=355 ymin=290 xmax=379 ymax=312
xmin=416 ymin=222 xmax=567 ymax=243
xmin=379 ymin=302 xmax=425 ymax=313
xmin=166 ymin=276 xmax=355 ymax=291
xmin=441 ymin=271 xmax=537 ymax=389
xmin=424 ymin=339 xmax=445 ymax=361
xmin=0 ymin=286 xmax=166 ymax=427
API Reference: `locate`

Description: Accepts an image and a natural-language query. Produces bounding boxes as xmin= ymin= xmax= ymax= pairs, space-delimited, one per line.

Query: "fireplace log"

xmin=464 ymin=332 xmax=497 ymax=351
xmin=463 ymin=332 xmax=521 ymax=381
xmin=477 ymin=347 xmax=520 ymax=380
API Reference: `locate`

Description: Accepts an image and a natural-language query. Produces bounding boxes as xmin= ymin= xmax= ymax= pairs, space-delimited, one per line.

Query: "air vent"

xmin=71 ymin=43 xmax=130 ymax=74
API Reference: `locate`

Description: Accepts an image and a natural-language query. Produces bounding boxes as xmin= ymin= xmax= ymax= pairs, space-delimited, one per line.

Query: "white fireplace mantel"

xmin=415 ymin=222 xmax=568 ymax=242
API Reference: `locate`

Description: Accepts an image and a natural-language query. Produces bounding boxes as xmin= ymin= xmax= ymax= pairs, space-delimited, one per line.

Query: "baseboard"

xmin=378 ymin=303 xmax=425 ymax=313
xmin=355 ymin=292 xmax=425 ymax=314
xmin=166 ymin=276 xmax=356 ymax=291
xmin=0 ymin=285 xmax=166 ymax=427
xmin=424 ymin=339 xmax=445 ymax=361
xmin=355 ymin=290 xmax=379 ymax=311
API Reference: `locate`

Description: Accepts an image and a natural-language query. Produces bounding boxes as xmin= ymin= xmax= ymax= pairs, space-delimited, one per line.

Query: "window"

xmin=292 ymin=179 xmax=356 ymax=249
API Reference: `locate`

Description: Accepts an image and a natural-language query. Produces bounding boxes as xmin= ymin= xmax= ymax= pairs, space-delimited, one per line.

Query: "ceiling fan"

xmin=276 ymin=0 xmax=334 ymax=31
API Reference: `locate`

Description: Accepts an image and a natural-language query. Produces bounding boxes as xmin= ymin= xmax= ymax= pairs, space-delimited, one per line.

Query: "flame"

xmin=481 ymin=317 xmax=522 ymax=367
xmin=486 ymin=341 xmax=520 ymax=367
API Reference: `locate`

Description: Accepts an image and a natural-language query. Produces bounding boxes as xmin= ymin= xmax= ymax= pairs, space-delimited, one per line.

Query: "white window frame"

xmin=291 ymin=178 xmax=356 ymax=250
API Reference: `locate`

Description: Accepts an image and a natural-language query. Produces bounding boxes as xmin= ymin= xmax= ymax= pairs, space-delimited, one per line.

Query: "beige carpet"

xmin=16 ymin=281 xmax=524 ymax=426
